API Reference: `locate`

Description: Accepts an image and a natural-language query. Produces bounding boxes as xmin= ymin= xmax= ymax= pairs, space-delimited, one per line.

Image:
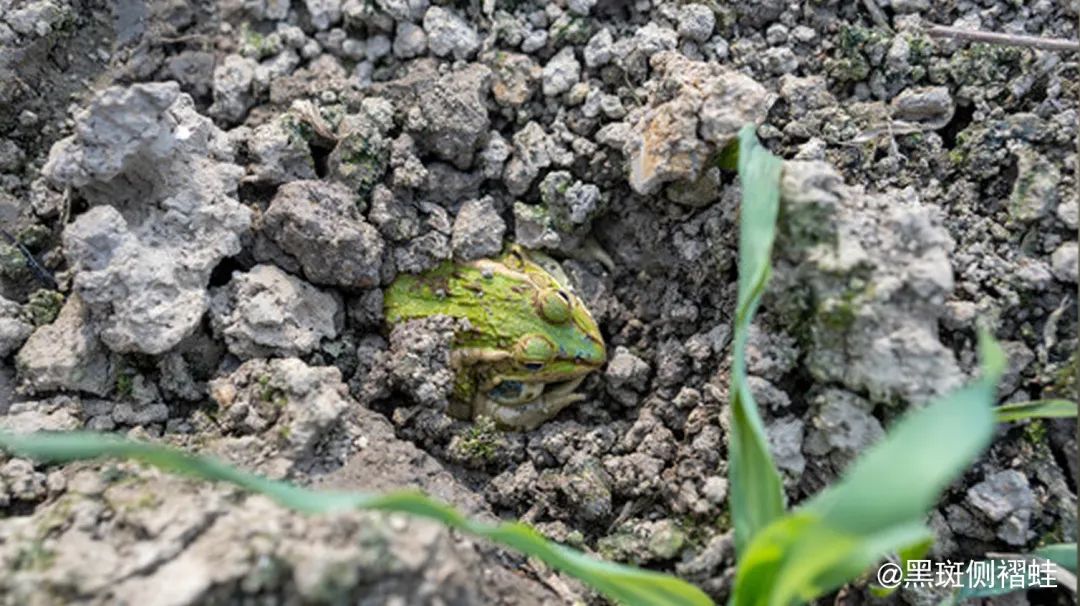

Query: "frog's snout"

xmin=574 ymin=334 xmax=607 ymax=368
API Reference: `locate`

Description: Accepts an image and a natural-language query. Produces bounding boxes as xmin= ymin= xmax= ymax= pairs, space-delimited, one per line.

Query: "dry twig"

xmin=926 ymin=24 xmax=1079 ymax=53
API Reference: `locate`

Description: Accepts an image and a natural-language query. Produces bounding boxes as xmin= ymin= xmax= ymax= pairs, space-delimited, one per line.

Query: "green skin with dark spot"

xmin=384 ymin=245 xmax=606 ymax=426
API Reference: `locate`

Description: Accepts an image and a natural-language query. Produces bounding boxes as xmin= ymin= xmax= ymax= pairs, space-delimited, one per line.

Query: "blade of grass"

xmin=732 ymin=329 xmax=1006 ymax=605
xmin=993 ymin=399 xmax=1078 ymax=423
xmin=728 ymin=124 xmax=786 ymax=556
xmin=0 ymin=431 xmax=713 ymax=606
xmin=1035 ymin=543 xmax=1078 ymax=574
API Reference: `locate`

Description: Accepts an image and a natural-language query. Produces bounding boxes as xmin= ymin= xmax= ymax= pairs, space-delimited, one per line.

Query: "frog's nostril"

xmin=523 ymin=362 xmax=544 ymax=371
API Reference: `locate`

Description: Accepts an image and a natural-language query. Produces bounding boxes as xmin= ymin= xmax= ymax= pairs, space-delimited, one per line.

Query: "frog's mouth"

xmin=487 ymin=376 xmax=586 ymax=407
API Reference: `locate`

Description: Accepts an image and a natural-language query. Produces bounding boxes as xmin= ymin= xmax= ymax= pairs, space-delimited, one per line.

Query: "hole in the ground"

xmin=208 ymin=255 xmax=244 ymax=287
xmin=311 ymin=143 xmax=333 ymax=178
xmin=941 ymin=102 xmax=975 ymax=149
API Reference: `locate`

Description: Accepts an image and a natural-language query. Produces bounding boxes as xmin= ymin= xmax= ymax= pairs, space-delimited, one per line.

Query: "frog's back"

xmin=383 ymin=260 xmax=534 ymax=347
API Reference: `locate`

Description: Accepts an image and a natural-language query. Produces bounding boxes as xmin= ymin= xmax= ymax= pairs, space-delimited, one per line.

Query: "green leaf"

xmin=0 ymin=431 xmax=713 ymax=606
xmin=1035 ymin=543 xmax=1077 ymax=574
xmin=993 ymin=399 xmax=1078 ymax=423
xmin=732 ymin=329 xmax=1006 ymax=605
xmin=728 ymin=124 xmax=786 ymax=556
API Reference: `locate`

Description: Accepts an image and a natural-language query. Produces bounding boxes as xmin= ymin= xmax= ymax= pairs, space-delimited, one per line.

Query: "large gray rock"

xmin=209 ymin=265 xmax=342 ymax=360
xmin=412 ymin=63 xmax=491 ymax=170
xmin=258 ymin=180 xmax=384 ymax=289
xmin=774 ymin=161 xmax=963 ymax=406
xmin=15 ymin=296 xmax=114 ymax=396
xmin=208 ymin=358 xmax=350 ymax=466
xmin=44 ymin=82 xmax=251 ymax=355
xmin=367 ymin=60 xmax=490 ymax=171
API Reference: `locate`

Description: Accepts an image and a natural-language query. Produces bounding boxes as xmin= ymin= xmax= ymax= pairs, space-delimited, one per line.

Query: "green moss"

xmin=0 ymin=243 xmax=26 ymax=278
xmin=22 ymin=290 xmax=65 ymax=326
xmin=257 ymin=374 xmax=288 ymax=406
xmin=452 ymin=416 xmax=499 ymax=462
xmin=1023 ymin=419 xmax=1047 ymax=444
xmin=115 ymin=371 xmax=134 ymax=399
xmin=1047 ymin=350 xmax=1078 ymax=401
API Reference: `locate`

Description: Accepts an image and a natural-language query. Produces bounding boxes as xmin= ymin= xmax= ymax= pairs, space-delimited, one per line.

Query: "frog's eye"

xmin=537 ymin=288 xmax=572 ymax=324
xmin=516 ymin=334 xmax=556 ymax=370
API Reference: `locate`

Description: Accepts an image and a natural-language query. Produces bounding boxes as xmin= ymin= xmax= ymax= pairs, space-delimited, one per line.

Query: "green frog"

xmin=384 ymin=245 xmax=606 ymax=430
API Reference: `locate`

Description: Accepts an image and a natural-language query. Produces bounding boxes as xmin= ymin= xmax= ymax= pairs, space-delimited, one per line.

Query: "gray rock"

xmin=210 ymin=265 xmax=342 ymax=359
xmin=803 ymin=389 xmax=884 ymax=466
xmin=744 ymin=325 xmax=798 ymax=381
xmin=423 ymin=6 xmax=479 ymax=60
xmin=393 ymin=21 xmax=427 ymax=58
xmin=504 ymin=121 xmax=558 ymax=196
xmin=0 ymin=296 xmax=33 ymax=358
xmin=391 ymin=201 xmax=452 ymax=274
xmin=376 ymin=0 xmax=429 ymax=22
xmin=478 ymin=132 xmax=511 ymax=180
xmin=966 ymin=470 xmax=1036 ymax=523
xmin=305 ymin=0 xmax=342 ymax=30
xmin=208 ymin=54 xmax=257 ymax=124
xmin=605 ymin=346 xmax=650 ymax=392
xmin=626 ymin=52 xmax=771 ymax=194
xmin=566 ymin=0 xmax=595 ymax=16
xmin=584 ymin=28 xmax=613 ymax=68
xmin=327 ymin=111 xmax=390 ymax=198
xmin=45 ymin=83 xmax=250 ymax=355
xmin=761 ymin=47 xmax=798 ymax=75
xmin=766 ymin=416 xmax=806 ymax=477
xmin=209 ymin=358 xmax=351 ymax=465
xmin=1009 ymin=146 xmax=1060 ymax=223
xmin=891 ymin=86 xmax=954 ymax=128
xmin=1013 ymin=258 xmax=1053 ymax=291
xmin=259 ymin=180 xmax=384 ymax=288
xmin=112 ymin=402 xmax=169 ymax=426
xmin=520 ymin=29 xmax=547 ymax=53
xmin=632 ymin=22 xmax=677 ymax=58
xmin=0 ymin=398 xmax=82 ymax=434
xmin=0 ymin=453 xmax=558 ymax=603
xmin=776 ymin=163 xmax=964 ymax=406
xmin=676 ymin=4 xmax=715 ymax=43
xmin=368 ymin=184 xmax=420 ymax=242
xmin=386 ymin=317 xmax=459 ymax=411
xmin=451 ymin=196 xmax=505 ymax=261
xmin=1051 ymin=242 xmax=1077 ymax=283
xmin=245 ymin=115 xmax=317 ymax=184
xmin=410 ymin=63 xmax=491 ymax=170
xmin=1057 ymin=198 xmax=1078 ymax=229
xmin=513 ymin=201 xmax=562 ymax=250
xmin=16 ymin=296 xmax=114 ymax=396
xmin=747 ymin=376 xmax=790 ymax=410
xmin=542 ymin=47 xmax=581 ymax=97
xmin=535 ymin=172 xmax=603 ymax=247
xmin=999 ymin=341 xmax=1035 ymax=396
xmin=0 ymin=139 xmax=25 ymax=172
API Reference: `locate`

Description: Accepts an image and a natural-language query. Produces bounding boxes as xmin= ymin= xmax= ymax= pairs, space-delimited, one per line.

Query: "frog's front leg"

xmin=448 ymin=348 xmax=511 ymax=420
xmin=474 ymin=376 xmax=587 ymax=431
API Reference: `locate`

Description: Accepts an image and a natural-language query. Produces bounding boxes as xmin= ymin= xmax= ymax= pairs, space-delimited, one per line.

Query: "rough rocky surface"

xmin=45 ymin=82 xmax=250 ymax=355
xmin=0 ymin=0 xmax=1075 ymax=604
xmin=209 ymin=264 xmax=342 ymax=360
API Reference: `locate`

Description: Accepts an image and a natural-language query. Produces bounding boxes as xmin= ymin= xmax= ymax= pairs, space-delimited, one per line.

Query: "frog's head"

xmin=497 ymin=280 xmax=606 ymax=387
